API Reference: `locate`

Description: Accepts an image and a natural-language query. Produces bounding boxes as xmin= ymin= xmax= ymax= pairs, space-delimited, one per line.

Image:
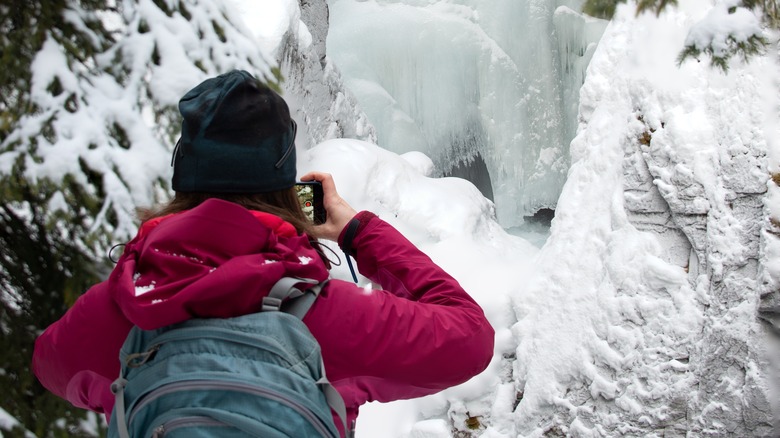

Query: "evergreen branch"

xmin=582 ymin=0 xmax=627 ymax=19
xmin=677 ymin=33 xmax=767 ymax=72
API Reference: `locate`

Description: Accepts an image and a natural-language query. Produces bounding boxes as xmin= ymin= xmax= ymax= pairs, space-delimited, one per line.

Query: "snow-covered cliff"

xmin=301 ymin=0 xmax=780 ymax=436
xmin=3 ymin=0 xmax=776 ymax=435
xmin=503 ymin=1 xmax=778 ymax=435
xmin=238 ymin=0 xmax=376 ymax=149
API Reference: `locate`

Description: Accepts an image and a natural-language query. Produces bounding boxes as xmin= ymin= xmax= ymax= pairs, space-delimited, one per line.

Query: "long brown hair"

xmin=138 ymin=189 xmax=318 ymax=237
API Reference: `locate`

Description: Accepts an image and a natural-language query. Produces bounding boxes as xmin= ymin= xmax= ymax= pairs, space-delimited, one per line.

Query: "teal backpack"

xmin=107 ymin=277 xmax=347 ymax=438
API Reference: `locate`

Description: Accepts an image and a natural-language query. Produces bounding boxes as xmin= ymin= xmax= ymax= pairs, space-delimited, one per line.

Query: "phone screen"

xmin=294 ymin=182 xmax=326 ymax=225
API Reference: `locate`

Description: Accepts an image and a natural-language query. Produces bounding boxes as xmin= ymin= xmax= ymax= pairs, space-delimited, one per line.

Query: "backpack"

xmin=107 ymin=277 xmax=348 ymax=438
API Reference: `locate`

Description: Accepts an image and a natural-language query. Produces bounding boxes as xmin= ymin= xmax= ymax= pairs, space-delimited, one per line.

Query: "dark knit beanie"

xmin=171 ymin=70 xmax=297 ymax=193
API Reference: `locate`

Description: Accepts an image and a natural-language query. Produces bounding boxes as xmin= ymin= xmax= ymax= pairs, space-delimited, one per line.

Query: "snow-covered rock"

xmin=504 ymin=1 xmax=778 ymax=435
xmin=270 ymin=0 xmax=376 ymax=149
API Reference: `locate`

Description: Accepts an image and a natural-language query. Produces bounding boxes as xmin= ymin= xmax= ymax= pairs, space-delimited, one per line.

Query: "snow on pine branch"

xmin=0 ymin=0 xmax=277 ymax=254
xmin=583 ymin=0 xmax=775 ymax=72
xmin=679 ymin=0 xmax=768 ymax=71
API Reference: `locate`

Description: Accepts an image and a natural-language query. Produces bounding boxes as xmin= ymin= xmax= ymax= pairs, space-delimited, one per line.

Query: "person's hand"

xmin=300 ymin=172 xmax=358 ymax=241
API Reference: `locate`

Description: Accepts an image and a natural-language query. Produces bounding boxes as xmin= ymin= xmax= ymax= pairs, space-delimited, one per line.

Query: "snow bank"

xmin=298 ymin=140 xmax=538 ymax=437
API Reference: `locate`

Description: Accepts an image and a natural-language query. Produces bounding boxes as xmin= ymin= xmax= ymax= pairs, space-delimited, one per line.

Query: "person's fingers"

xmin=299 ymin=172 xmax=317 ymax=182
xmin=300 ymin=172 xmax=357 ymax=241
xmin=301 ymin=172 xmax=337 ymax=199
xmin=300 ymin=171 xmax=330 ymax=184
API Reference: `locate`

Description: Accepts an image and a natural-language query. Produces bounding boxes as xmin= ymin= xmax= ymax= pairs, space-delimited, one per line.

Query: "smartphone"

xmin=294 ymin=181 xmax=326 ymax=225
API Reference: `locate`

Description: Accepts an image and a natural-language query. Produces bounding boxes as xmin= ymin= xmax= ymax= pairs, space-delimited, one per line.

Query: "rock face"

xmin=276 ymin=0 xmax=376 ymax=150
xmin=507 ymin=3 xmax=777 ymax=436
xmin=625 ymin=116 xmax=775 ymax=436
xmin=579 ymin=6 xmax=777 ymax=434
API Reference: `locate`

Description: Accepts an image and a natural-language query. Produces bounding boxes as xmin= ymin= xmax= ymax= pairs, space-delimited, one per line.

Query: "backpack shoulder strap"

xmin=262 ymin=277 xmax=348 ymax=436
xmin=284 ymin=280 xmax=327 ymax=319
xmin=262 ymin=277 xmax=329 ymax=319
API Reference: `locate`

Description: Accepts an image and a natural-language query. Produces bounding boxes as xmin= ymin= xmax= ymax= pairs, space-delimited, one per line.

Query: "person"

xmin=32 ymin=70 xmax=495 ymax=436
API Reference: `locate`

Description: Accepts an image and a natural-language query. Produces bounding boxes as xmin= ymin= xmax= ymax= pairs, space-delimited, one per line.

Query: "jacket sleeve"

xmin=32 ymin=281 xmax=133 ymax=414
xmin=311 ymin=212 xmax=495 ymax=406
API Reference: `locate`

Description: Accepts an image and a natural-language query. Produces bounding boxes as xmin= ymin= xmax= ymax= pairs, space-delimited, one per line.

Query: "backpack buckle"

xmin=262 ymin=296 xmax=283 ymax=312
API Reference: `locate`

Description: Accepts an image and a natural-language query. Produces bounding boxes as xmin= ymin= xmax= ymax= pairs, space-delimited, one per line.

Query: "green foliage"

xmin=0 ymin=0 xmax=282 ymax=435
xmin=583 ymin=0 xmax=625 ymax=19
xmin=583 ymin=0 xmax=679 ymax=19
xmin=152 ymin=0 xmax=174 ymax=17
xmin=744 ymin=0 xmax=780 ymax=28
xmin=581 ymin=0 xmax=777 ymax=72
xmin=636 ymin=0 xmax=678 ymax=16
xmin=179 ymin=1 xmax=193 ymax=21
xmin=0 ymin=0 xmax=115 ymax=141
xmin=0 ymin=175 xmax=108 ymax=438
xmin=677 ymin=33 xmax=768 ymax=72
xmin=212 ymin=19 xmax=227 ymax=43
xmin=268 ymin=66 xmax=285 ymax=94
xmin=0 ymin=1 xmax=114 ymax=436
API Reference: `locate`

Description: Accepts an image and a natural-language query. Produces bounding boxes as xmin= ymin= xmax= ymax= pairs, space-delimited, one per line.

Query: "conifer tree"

xmin=0 ymin=0 xmax=277 ymax=435
xmin=582 ymin=0 xmax=778 ymax=71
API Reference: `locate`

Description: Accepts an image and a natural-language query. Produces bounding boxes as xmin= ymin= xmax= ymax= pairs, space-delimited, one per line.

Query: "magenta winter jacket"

xmin=32 ymin=198 xmax=494 ymax=433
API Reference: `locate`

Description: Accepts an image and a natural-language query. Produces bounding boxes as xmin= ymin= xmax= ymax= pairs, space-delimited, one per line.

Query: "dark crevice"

xmin=444 ymin=151 xmax=494 ymax=202
xmin=524 ymin=208 xmax=555 ymax=227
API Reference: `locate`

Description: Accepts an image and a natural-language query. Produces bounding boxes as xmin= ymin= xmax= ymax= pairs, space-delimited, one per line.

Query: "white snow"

xmin=5 ymin=0 xmax=778 ymax=435
xmin=0 ymin=0 xmax=279 ymax=250
xmin=0 ymin=407 xmax=36 ymax=438
xmin=685 ymin=0 xmax=764 ymax=57
xmin=303 ymin=0 xmax=777 ymax=436
xmin=228 ymin=0 xmax=305 ymax=56
xmin=299 ymin=256 xmax=314 ymax=265
xmin=134 ymin=282 xmax=156 ymax=296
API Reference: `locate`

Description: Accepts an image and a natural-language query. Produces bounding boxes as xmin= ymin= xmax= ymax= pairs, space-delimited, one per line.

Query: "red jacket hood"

xmin=110 ymin=198 xmax=329 ymax=330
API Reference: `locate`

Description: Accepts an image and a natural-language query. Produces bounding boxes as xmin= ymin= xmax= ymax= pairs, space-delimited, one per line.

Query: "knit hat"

xmin=171 ymin=70 xmax=297 ymax=193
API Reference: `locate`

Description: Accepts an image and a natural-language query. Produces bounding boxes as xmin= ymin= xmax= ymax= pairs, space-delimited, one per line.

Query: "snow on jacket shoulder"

xmin=32 ymin=198 xmax=495 ymax=426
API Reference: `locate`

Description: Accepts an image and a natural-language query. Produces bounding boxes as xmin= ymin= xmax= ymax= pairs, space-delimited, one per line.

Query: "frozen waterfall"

xmin=326 ymin=0 xmax=607 ymax=228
